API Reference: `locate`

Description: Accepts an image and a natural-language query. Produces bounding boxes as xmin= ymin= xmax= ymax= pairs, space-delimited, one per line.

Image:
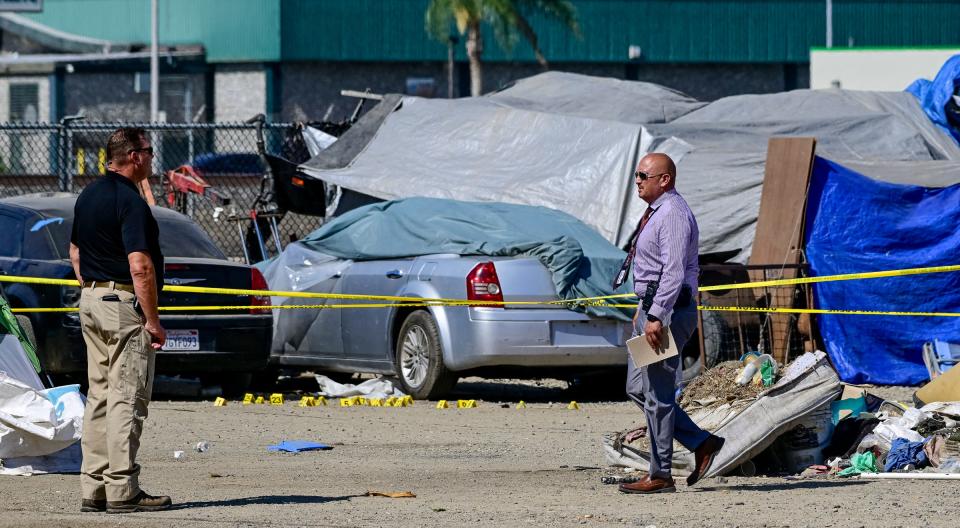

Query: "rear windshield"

xmin=51 ymin=214 xmax=226 ymax=260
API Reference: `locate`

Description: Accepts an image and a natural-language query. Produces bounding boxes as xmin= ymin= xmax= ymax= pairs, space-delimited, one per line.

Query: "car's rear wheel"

xmin=395 ymin=310 xmax=457 ymax=399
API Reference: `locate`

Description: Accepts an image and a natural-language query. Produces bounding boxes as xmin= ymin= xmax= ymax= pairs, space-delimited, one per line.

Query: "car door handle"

xmin=385 ymin=269 xmax=404 ymax=279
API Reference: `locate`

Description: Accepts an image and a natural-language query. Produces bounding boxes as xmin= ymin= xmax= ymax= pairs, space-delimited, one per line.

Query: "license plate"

xmin=163 ymin=329 xmax=199 ymax=351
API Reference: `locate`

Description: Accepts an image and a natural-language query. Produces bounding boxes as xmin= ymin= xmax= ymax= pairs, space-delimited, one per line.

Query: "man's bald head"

xmin=635 ymin=152 xmax=677 ymax=204
xmin=640 ymin=153 xmax=676 ymax=181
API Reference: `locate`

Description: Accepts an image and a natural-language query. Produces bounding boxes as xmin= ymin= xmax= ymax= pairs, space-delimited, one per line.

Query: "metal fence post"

xmin=58 ymin=115 xmax=84 ymax=192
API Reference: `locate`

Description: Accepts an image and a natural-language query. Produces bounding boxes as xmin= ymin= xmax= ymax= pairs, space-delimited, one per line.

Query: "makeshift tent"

xmin=301 ymin=72 xmax=960 ymax=261
xmin=805 ymin=157 xmax=960 ymax=385
xmin=0 ymin=296 xmax=42 ymax=391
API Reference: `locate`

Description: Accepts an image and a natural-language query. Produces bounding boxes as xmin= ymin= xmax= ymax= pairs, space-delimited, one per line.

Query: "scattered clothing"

xmin=266 ymin=440 xmax=332 ymax=453
xmin=925 ymin=435 xmax=947 ymax=468
xmin=823 ymin=417 xmax=880 ymax=460
xmin=837 ymin=451 xmax=879 ymax=477
xmin=884 ymin=437 xmax=929 ymax=472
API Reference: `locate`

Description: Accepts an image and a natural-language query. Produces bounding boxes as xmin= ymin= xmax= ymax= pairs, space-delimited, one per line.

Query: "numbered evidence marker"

xmin=299 ymin=396 xmax=316 ymax=407
xmin=457 ymin=399 xmax=478 ymax=409
xmin=436 ymin=400 xmax=450 ymax=409
xmin=567 ymin=401 xmax=580 ymax=410
xmin=270 ymin=393 xmax=284 ymax=405
xmin=213 ymin=397 xmax=227 ymax=407
xmin=242 ymin=393 xmax=254 ymax=405
xmin=516 ymin=401 xmax=527 ymax=409
xmin=254 ymin=395 xmax=265 ymax=404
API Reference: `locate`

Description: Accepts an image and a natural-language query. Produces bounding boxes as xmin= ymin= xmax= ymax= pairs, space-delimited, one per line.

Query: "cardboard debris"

xmin=365 ymin=490 xmax=416 ymax=498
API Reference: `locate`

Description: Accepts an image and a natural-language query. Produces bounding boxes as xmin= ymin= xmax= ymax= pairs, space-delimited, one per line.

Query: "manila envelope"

xmin=626 ymin=326 xmax=679 ymax=369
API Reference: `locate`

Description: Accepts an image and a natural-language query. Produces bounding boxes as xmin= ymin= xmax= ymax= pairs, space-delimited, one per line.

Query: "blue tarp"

xmin=805 ymin=157 xmax=960 ymax=385
xmin=297 ymin=197 xmax=633 ymax=321
xmin=906 ymin=54 xmax=960 ymax=145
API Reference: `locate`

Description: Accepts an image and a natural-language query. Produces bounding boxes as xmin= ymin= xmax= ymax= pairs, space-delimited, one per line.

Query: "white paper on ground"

xmin=314 ymin=375 xmax=407 ymax=400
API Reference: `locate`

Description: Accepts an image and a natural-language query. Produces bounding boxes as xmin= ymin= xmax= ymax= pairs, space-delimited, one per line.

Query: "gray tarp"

xmin=302 ymin=73 xmax=960 ymax=261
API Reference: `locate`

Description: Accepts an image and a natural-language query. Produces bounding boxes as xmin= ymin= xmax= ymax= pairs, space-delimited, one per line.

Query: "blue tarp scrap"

xmin=906 ymin=54 xmax=960 ymax=145
xmin=267 ymin=440 xmax=333 ymax=453
xmin=805 ymin=157 xmax=960 ymax=385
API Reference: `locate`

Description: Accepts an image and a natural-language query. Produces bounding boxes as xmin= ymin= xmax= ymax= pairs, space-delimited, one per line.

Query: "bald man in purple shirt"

xmin=618 ymin=153 xmax=725 ymax=494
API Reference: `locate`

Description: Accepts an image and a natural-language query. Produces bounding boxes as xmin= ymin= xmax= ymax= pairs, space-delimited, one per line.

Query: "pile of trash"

xmin=803 ymin=399 xmax=960 ymax=478
xmin=679 ymin=355 xmax=776 ymax=409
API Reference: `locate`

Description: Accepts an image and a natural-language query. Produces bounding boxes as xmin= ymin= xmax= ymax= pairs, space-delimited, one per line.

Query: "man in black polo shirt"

xmin=69 ymin=127 xmax=171 ymax=513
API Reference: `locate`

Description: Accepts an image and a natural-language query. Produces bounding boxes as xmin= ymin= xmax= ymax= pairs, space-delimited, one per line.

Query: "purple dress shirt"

xmin=632 ymin=189 xmax=699 ymax=325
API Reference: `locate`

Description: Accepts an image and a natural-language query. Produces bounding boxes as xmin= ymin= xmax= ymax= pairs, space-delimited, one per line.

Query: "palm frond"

xmin=426 ymin=0 xmax=483 ymax=40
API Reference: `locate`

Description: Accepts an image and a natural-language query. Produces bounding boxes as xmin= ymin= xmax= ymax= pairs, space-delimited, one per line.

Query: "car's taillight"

xmin=249 ymin=268 xmax=270 ymax=314
xmin=466 ymin=262 xmax=504 ymax=307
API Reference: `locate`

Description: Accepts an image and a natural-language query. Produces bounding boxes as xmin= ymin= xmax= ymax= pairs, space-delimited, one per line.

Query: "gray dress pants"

xmin=626 ymin=302 xmax=710 ymax=479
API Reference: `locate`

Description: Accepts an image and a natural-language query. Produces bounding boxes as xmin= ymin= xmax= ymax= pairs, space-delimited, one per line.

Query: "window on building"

xmin=9 ymin=83 xmax=39 ymax=122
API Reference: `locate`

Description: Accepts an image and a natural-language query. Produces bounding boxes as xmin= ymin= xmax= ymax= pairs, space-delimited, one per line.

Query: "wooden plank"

xmin=748 ymin=137 xmax=817 ymax=364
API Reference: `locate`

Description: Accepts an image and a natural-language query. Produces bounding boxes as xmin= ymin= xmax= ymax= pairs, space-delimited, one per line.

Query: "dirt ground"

xmin=0 ymin=379 xmax=954 ymax=528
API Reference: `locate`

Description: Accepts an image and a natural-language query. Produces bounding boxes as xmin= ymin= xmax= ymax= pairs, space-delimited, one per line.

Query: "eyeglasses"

xmin=635 ymin=170 xmax=664 ymax=181
xmin=128 ymin=146 xmax=154 ymax=157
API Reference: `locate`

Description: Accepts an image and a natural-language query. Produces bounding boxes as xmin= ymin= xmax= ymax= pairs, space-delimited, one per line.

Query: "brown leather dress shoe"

xmin=687 ymin=434 xmax=725 ymax=486
xmin=618 ymin=475 xmax=676 ymax=494
xmin=106 ymin=491 xmax=172 ymax=513
xmin=80 ymin=498 xmax=106 ymax=512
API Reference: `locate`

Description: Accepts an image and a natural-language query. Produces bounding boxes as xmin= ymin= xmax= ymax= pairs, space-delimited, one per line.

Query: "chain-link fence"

xmin=698 ymin=264 xmax=814 ymax=368
xmin=0 ymin=121 xmax=326 ymax=260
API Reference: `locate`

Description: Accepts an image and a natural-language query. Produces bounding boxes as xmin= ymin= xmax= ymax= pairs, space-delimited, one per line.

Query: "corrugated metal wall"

xmin=832 ymin=0 xmax=960 ymax=50
xmin=25 ymin=0 xmax=281 ymax=62
xmin=22 ymin=0 xmax=960 ymax=64
xmin=281 ymin=0 xmax=960 ymax=64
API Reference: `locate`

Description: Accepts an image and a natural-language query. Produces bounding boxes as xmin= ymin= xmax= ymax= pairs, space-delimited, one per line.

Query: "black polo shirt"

xmin=71 ymin=171 xmax=164 ymax=289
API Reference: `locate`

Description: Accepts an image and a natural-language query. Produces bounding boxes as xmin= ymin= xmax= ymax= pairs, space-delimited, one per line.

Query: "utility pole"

xmin=150 ymin=0 xmax=159 ymax=121
xmin=825 ymin=0 xmax=833 ymax=49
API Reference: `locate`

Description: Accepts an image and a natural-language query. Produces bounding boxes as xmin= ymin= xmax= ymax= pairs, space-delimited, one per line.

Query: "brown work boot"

xmin=687 ymin=434 xmax=725 ymax=486
xmin=106 ymin=491 xmax=172 ymax=513
xmin=618 ymin=475 xmax=676 ymax=494
xmin=80 ymin=498 xmax=106 ymax=512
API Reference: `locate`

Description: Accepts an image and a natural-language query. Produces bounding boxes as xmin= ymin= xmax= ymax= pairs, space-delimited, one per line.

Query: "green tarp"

xmin=298 ymin=197 xmax=634 ymax=321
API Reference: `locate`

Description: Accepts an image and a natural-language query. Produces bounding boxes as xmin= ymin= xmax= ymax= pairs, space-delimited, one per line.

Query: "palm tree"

xmin=426 ymin=0 xmax=580 ymax=97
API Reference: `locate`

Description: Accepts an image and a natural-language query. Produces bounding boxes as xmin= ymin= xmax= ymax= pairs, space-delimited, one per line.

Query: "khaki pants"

xmin=79 ymin=284 xmax=155 ymax=502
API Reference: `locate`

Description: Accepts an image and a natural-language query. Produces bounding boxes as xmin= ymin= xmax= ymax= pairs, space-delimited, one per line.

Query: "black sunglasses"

xmin=128 ymin=146 xmax=154 ymax=156
xmin=634 ymin=170 xmax=664 ymax=181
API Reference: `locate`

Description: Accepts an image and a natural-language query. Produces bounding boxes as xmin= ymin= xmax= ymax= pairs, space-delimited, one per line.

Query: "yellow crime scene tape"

xmin=3 ymin=263 xmax=959 ymax=315
xmin=697 ymin=263 xmax=960 ymax=292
